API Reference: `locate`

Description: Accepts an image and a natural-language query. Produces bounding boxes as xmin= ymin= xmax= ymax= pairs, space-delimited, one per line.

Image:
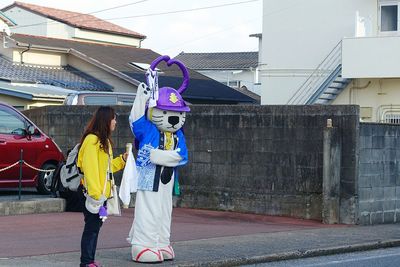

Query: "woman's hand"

xmin=122 ymin=152 xmax=128 ymax=162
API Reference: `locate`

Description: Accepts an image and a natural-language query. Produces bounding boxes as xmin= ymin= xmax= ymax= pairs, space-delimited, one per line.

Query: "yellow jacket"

xmin=77 ymin=134 xmax=125 ymax=200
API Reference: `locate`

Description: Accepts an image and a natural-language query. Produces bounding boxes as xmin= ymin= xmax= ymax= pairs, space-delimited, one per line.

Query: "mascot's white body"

xmin=127 ymin=56 xmax=190 ymax=263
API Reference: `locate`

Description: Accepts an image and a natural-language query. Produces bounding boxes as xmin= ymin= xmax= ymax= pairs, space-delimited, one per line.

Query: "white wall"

xmin=342 ymin=36 xmax=400 ymax=78
xmin=46 ymin=20 xmax=74 ymax=39
xmin=12 ymin=49 xmax=67 ymax=66
xmin=67 ymin=55 xmax=137 ymax=93
xmin=198 ymin=69 xmax=260 ymax=95
xmin=0 ymin=42 xmax=13 ymax=59
xmin=261 ymin=0 xmax=376 ymax=104
xmin=4 ymin=7 xmax=48 ymax=37
xmin=74 ymin=29 xmax=141 ymax=47
xmin=334 ymin=78 xmax=400 ymax=122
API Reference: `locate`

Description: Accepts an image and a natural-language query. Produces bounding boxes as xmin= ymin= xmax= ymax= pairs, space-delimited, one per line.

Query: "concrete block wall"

xmin=24 ymin=105 xmax=359 ymax=222
xmin=179 ymin=105 xmax=359 ymax=223
xmin=358 ymin=123 xmax=400 ymax=225
xmin=24 ymin=105 xmax=132 ymax=183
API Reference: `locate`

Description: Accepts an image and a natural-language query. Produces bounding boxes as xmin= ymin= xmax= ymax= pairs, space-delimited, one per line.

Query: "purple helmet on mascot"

xmin=146 ymin=55 xmax=190 ymax=112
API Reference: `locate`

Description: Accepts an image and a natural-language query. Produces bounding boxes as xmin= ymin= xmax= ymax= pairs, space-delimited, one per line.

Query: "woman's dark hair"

xmin=80 ymin=106 xmax=115 ymax=153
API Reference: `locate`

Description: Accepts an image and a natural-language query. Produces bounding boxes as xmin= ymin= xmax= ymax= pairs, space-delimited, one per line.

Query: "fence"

xmin=0 ymin=149 xmax=54 ymax=199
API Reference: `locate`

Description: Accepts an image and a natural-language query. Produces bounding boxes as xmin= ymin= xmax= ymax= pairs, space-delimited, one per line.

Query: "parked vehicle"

xmin=0 ymin=102 xmax=64 ymax=194
xmin=63 ymin=91 xmax=136 ymax=106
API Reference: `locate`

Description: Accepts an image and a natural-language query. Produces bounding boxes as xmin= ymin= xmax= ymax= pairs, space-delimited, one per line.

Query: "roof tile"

xmin=0 ymin=55 xmax=113 ymax=91
xmin=175 ymin=52 xmax=259 ymax=70
xmin=7 ymin=34 xmax=257 ymax=103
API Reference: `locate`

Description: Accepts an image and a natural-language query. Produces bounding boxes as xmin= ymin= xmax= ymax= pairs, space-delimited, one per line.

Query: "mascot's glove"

xmin=129 ymin=83 xmax=151 ymax=124
xmin=137 ymin=83 xmax=151 ymax=102
xmin=150 ymin=149 xmax=182 ymax=167
xmin=99 ymin=206 xmax=108 ymax=222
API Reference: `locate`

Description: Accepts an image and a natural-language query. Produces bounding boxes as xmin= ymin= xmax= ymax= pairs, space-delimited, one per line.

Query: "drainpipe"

xmin=349 ymin=80 xmax=371 ymax=104
xmin=16 ymin=42 xmax=31 ymax=64
xmin=138 ymin=37 xmax=145 ymax=48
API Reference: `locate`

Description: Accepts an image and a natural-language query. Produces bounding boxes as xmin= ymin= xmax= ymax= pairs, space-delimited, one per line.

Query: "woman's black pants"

xmin=80 ymin=197 xmax=103 ymax=266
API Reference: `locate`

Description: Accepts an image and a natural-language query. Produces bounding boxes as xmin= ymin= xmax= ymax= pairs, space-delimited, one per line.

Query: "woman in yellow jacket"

xmin=77 ymin=106 xmax=126 ymax=267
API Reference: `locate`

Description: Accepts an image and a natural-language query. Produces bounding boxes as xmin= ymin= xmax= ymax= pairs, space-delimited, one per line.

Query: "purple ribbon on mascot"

xmin=145 ymin=55 xmax=190 ymax=112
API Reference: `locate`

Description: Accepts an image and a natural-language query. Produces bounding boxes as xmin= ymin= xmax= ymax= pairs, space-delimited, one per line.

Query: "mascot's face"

xmin=148 ymin=107 xmax=186 ymax=133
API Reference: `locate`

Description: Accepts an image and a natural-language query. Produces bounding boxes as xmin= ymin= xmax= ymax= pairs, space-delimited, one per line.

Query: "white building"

xmin=261 ymin=0 xmax=400 ymax=122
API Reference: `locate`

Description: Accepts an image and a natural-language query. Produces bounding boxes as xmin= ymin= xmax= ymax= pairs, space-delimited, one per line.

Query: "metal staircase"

xmin=287 ymin=41 xmax=351 ymax=105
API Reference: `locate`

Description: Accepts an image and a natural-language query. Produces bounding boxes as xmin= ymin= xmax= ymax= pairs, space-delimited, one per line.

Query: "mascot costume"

xmin=126 ymin=55 xmax=189 ymax=263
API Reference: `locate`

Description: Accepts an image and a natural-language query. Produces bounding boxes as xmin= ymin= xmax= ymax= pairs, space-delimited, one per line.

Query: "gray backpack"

xmin=60 ymin=144 xmax=83 ymax=191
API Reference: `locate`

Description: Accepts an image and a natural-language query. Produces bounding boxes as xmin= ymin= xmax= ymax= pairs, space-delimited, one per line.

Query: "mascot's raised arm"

xmin=127 ymin=55 xmax=190 ymax=263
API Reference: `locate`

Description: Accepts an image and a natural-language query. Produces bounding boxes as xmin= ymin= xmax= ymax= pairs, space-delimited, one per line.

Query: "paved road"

xmin=0 ymin=206 xmax=336 ymax=258
xmin=2 ymin=191 xmax=400 ymax=267
xmin=243 ymin=247 xmax=400 ymax=267
xmin=1 ymin=220 xmax=400 ymax=266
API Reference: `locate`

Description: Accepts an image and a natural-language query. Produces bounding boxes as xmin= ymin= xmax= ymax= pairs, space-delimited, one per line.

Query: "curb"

xmin=0 ymin=198 xmax=65 ymax=216
xmin=176 ymin=239 xmax=400 ymax=267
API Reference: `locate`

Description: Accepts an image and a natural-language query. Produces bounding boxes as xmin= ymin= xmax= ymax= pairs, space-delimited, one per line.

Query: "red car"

xmin=0 ymin=102 xmax=64 ymax=194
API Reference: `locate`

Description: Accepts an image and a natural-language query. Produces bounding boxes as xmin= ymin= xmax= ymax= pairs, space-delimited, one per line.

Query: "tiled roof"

xmin=2 ymin=2 xmax=145 ymax=39
xmin=8 ymin=34 xmax=258 ymax=104
xmin=0 ymin=55 xmax=113 ymax=91
xmin=175 ymin=52 xmax=259 ymax=70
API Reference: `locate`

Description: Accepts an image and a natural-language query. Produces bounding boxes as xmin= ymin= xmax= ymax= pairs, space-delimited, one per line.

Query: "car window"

xmin=0 ymin=107 xmax=26 ymax=135
xmin=84 ymin=96 xmax=118 ymax=105
xmin=117 ymin=96 xmax=135 ymax=105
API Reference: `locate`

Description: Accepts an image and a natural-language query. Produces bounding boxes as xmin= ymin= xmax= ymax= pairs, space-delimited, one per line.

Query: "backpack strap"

xmin=107 ymin=154 xmax=117 ymax=197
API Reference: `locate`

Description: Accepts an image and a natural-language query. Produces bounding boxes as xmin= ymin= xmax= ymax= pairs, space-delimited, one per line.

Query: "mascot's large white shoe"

xmin=131 ymin=245 xmax=164 ymax=263
xmin=159 ymin=245 xmax=175 ymax=261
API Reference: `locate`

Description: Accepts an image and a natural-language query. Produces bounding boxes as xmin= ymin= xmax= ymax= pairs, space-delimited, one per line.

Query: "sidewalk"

xmin=0 ymin=202 xmax=400 ymax=266
xmin=0 ymin=189 xmax=65 ymax=216
xmin=0 ymin=188 xmax=400 ymax=267
xmin=1 ymin=223 xmax=399 ymax=267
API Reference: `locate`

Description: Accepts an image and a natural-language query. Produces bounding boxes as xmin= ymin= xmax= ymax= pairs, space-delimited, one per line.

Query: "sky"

xmin=2 ymin=0 xmax=262 ymax=57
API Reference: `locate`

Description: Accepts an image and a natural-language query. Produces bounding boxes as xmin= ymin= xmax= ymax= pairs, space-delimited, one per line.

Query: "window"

xmin=228 ymin=80 xmax=241 ymax=88
xmin=0 ymin=107 xmax=26 ymax=135
xmin=83 ymin=96 xmax=118 ymax=105
xmin=383 ymin=113 xmax=400 ymax=124
xmin=382 ymin=5 xmax=398 ymax=31
xmin=117 ymin=95 xmax=135 ymax=105
xmin=222 ymin=80 xmax=241 ymax=88
xmin=380 ymin=1 xmax=400 ymax=32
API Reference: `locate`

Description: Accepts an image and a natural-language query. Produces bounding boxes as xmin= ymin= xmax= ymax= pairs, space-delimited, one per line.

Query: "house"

xmin=175 ymin=51 xmax=261 ymax=103
xmin=1 ymin=1 xmax=145 ymax=47
xmin=0 ymin=2 xmax=257 ymax=108
xmin=260 ymin=0 xmax=400 ymax=122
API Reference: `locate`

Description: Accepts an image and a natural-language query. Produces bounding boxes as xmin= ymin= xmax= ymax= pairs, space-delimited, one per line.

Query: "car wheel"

xmin=37 ymin=163 xmax=57 ymax=195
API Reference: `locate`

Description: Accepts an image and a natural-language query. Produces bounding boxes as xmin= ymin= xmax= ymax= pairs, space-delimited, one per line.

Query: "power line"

xmin=9 ymin=0 xmax=262 ymax=56
xmin=104 ymin=0 xmax=260 ymax=21
xmin=12 ymin=0 xmax=259 ymax=29
xmin=159 ymin=0 xmax=301 ymax=54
